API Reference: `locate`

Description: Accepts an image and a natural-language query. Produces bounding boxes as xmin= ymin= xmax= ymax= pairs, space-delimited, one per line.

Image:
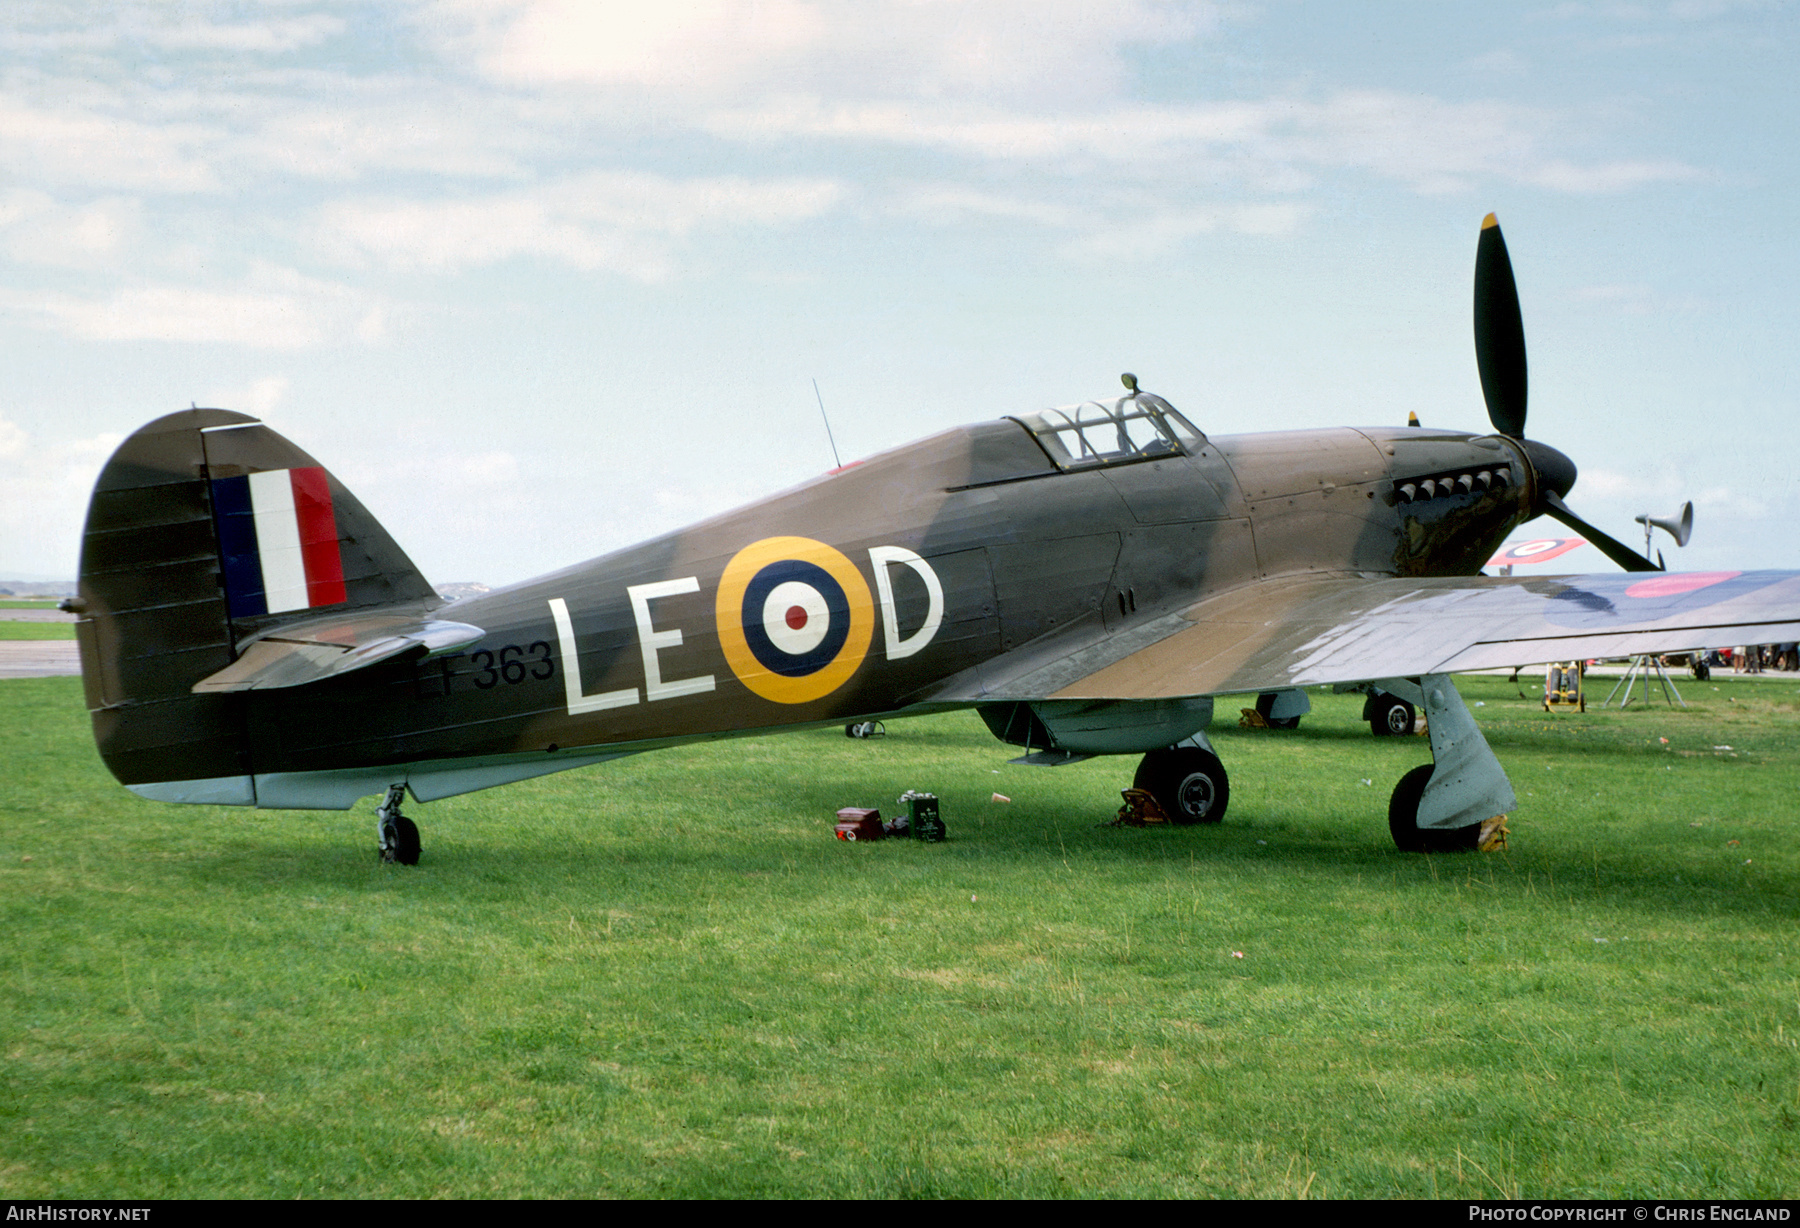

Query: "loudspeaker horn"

xmin=1634 ymin=501 xmax=1693 ymax=549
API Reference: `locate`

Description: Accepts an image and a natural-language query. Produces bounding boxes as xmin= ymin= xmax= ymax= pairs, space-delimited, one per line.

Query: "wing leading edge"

xmin=951 ymin=570 xmax=1800 ymax=702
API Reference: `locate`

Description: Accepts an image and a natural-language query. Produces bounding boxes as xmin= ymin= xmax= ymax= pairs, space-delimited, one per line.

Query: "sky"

xmin=2 ymin=0 xmax=1795 ymax=585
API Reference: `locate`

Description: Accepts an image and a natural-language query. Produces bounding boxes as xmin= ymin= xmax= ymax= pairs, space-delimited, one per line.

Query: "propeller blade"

xmin=1543 ymin=492 xmax=1660 ymax=572
xmin=1474 ymin=213 xmax=1528 ymax=437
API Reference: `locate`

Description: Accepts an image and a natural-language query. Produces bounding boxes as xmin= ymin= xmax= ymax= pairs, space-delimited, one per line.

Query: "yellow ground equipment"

xmin=1544 ymin=661 xmax=1585 ymax=712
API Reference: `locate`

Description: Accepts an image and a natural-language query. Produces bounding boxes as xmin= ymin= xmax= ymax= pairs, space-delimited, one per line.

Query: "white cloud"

xmin=416 ymin=6 xmax=1702 ymax=202
xmin=1524 ymin=158 xmax=1701 ymax=193
xmin=0 ymin=5 xmax=348 ymax=54
xmin=0 ymin=92 xmax=222 ymax=193
xmin=703 ymin=91 xmax=1702 ymax=198
xmin=891 ymin=185 xmax=1080 ymax=228
xmin=1573 ymin=283 xmax=1659 ymax=315
xmin=0 ymin=413 xmax=123 ymax=577
xmin=229 ymin=81 xmax=547 ymax=183
xmin=1691 ymin=485 xmax=1769 ymax=522
xmin=1571 ymin=283 xmax=1708 ymax=316
xmin=1547 ymin=1 xmax=1778 ymax=23
xmin=3 ymin=265 xmax=388 ymax=350
xmin=1579 ymin=466 xmax=1771 ymax=529
xmin=0 ymin=189 xmax=138 ymax=267
xmin=333 ymin=442 xmax=537 ymax=576
xmin=435 ymin=0 xmax=1214 ymax=106
xmin=0 ymin=66 xmax=543 ymax=196
xmin=136 ymin=13 xmax=348 ymax=53
xmin=1060 ymin=203 xmax=1307 ymax=259
xmin=319 ymin=171 xmax=845 ymax=278
xmin=467 ymin=0 xmax=825 ymax=92
xmin=1578 ymin=466 xmax=1653 ymax=500
xmin=700 ymin=98 xmax=1268 ymax=164
xmin=204 ymin=376 xmax=293 ymax=418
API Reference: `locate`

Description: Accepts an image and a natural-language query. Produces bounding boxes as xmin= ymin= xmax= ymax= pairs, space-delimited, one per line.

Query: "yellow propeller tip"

xmin=1481 ymin=212 xmax=1500 ymax=229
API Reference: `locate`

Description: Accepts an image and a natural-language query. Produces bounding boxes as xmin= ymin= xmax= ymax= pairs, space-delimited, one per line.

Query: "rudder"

xmin=71 ymin=409 xmax=437 ymax=796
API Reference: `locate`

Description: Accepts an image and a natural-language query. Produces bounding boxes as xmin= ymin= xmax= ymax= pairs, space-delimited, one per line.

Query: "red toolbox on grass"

xmin=834 ymin=808 xmax=884 ymax=841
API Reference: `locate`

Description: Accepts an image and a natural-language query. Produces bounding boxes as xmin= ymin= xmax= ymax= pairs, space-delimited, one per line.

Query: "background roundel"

xmin=715 ymin=537 xmax=874 ymax=704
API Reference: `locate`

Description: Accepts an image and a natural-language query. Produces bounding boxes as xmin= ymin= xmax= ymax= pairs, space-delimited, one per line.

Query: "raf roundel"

xmin=715 ymin=537 xmax=875 ymax=704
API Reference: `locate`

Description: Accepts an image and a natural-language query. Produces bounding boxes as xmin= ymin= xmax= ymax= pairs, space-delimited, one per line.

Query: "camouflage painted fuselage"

xmin=73 ymin=408 xmax=1540 ymax=808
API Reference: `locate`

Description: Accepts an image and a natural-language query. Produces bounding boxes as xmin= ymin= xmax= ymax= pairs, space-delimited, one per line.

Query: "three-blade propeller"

xmin=1473 ymin=213 xmax=1661 ymax=572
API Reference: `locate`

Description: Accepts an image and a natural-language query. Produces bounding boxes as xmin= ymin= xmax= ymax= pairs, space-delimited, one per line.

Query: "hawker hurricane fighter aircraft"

xmin=67 ymin=216 xmax=1800 ymax=860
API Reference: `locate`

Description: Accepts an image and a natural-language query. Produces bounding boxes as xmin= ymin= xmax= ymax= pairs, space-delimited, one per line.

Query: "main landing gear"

xmin=1132 ymin=737 xmax=1230 ymax=825
xmin=1380 ymin=675 xmax=1513 ymax=853
xmin=377 ymin=783 xmax=420 ymax=865
xmin=1366 ymin=691 xmax=1417 ymax=737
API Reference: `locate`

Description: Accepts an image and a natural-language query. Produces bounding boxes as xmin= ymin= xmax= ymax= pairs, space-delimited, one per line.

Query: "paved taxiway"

xmin=0 ymin=606 xmax=79 ymax=677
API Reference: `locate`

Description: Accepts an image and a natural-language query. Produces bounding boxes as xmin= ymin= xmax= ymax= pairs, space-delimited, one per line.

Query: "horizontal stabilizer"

xmin=192 ymin=614 xmax=484 ymax=693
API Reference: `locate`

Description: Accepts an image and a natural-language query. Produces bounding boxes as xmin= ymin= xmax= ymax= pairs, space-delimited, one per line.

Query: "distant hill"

xmin=0 ymin=580 xmax=76 ymax=598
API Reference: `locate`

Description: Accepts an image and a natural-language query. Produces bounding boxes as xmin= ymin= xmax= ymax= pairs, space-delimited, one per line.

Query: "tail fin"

xmin=72 ymin=409 xmax=436 ymax=794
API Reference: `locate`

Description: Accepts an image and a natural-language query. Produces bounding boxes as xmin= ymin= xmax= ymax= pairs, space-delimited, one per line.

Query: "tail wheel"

xmin=1387 ymin=764 xmax=1479 ymax=853
xmin=1134 ymin=748 xmax=1230 ymax=826
xmin=1370 ymin=694 xmax=1416 ymax=737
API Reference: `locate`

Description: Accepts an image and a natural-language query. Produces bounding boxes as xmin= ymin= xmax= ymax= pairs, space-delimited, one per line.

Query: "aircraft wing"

xmin=963 ymin=569 xmax=1800 ymax=701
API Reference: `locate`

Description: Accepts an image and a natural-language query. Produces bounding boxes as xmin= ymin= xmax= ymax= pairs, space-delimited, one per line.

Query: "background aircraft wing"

xmin=956 ymin=570 xmax=1800 ymax=701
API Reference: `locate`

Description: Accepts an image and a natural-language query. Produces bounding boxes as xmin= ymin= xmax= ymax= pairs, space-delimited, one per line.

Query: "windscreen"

xmin=1010 ymin=394 xmax=1205 ymax=471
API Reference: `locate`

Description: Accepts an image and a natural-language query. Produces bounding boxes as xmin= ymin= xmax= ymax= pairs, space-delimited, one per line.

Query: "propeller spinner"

xmin=1473 ymin=214 xmax=1659 ymax=573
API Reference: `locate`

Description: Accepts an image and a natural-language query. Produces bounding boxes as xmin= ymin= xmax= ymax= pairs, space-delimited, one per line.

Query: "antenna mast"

xmin=812 ymin=378 xmax=843 ymax=470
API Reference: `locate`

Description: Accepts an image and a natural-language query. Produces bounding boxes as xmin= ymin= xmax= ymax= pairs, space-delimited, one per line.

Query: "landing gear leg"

xmin=1133 ymin=734 xmax=1230 ymax=825
xmin=376 ymin=783 xmax=420 ymax=866
xmin=1377 ymin=675 xmax=1513 ymax=853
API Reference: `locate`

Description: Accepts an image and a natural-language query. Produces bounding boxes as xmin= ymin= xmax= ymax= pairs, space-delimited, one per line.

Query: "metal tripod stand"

xmin=1603 ymin=655 xmax=1686 ymax=708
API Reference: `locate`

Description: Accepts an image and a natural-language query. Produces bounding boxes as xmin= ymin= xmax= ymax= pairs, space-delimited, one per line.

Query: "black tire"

xmin=1387 ymin=764 xmax=1480 ymax=853
xmin=392 ymin=815 xmax=421 ymax=866
xmin=1134 ymin=748 xmax=1230 ymax=825
xmin=1369 ymin=694 xmax=1416 ymax=737
xmin=1387 ymin=764 xmax=1432 ymax=851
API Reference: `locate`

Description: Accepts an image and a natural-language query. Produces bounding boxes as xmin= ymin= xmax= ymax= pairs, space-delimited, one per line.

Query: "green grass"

xmin=3 ymin=675 xmax=1798 ymax=1198
xmin=0 ymin=621 xmax=75 ymax=639
xmin=0 ymin=600 xmax=62 ymax=609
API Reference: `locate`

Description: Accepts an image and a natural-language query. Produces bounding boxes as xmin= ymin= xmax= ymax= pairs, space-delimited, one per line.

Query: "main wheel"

xmin=1387 ymin=764 xmax=1432 ymax=851
xmin=1387 ymin=764 xmax=1479 ymax=853
xmin=1369 ymin=693 xmax=1416 ymax=737
xmin=392 ymin=815 xmax=421 ymax=866
xmin=1134 ymin=748 xmax=1230 ymax=825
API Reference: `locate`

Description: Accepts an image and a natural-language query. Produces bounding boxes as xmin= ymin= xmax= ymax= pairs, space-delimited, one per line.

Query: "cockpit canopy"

xmin=1011 ymin=393 xmax=1206 ymax=472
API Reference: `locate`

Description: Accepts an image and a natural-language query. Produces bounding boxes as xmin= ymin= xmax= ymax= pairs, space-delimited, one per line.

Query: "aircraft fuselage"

xmin=217 ymin=417 xmax=1539 ymax=800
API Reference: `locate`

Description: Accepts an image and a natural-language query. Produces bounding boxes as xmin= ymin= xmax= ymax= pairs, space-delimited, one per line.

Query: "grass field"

xmin=0 ymin=621 xmax=75 ymax=640
xmin=3 ymin=674 xmax=1798 ymax=1198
